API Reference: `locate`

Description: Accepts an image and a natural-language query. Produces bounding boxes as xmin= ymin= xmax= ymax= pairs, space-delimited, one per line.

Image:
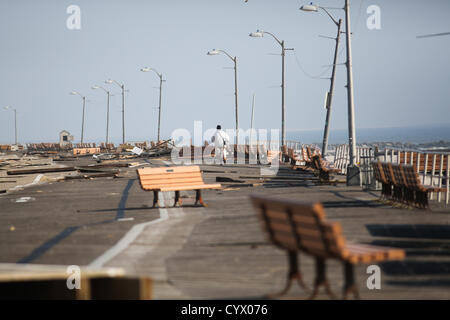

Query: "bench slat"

xmin=160 ymin=184 xmax=221 ymax=191
xmin=141 ymin=178 xmax=203 ymax=185
xmin=139 ymin=172 xmax=203 ymax=180
xmin=137 ymin=166 xmax=202 ymax=175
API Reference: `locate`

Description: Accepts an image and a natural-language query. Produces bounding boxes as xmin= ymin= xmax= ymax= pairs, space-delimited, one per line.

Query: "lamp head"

xmin=91 ymin=85 xmax=99 ymax=90
xmin=249 ymin=30 xmax=264 ymax=37
xmin=140 ymin=67 xmax=150 ymax=72
xmin=105 ymin=79 xmax=113 ymax=84
xmin=207 ymin=49 xmax=220 ymax=55
xmin=300 ymin=3 xmax=319 ymax=12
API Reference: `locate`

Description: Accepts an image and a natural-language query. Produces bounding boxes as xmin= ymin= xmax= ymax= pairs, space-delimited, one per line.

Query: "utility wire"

xmin=292 ymin=50 xmax=333 ymax=80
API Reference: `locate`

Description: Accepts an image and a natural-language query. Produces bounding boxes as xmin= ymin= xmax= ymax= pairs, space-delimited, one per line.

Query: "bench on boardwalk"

xmin=250 ymin=195 xmax=405 ymax=299
xmin=0 ymin=263 xmax=152 ymax=300
xmin=373 ymin=161 xmax=446 ymax=209
xmin=311 ymin=155 xmax=340 ymax=182
xmin=371 ymin=161 xmax=391 ymax=200
xmin=400 ymin=164 xmax=446 ymax=208
xmin=281 ymin=146 xmax=302 ymax=166
xmin=137 ymin=166 xmax=221 ymax=207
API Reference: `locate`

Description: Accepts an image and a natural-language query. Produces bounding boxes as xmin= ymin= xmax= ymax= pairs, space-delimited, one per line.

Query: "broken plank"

xmin=7 ymin=167 xmax=76 ymax=175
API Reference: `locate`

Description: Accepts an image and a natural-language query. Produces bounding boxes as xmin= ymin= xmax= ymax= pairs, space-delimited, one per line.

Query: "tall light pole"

xmin=207 ymin=49 xmax=239 ymax=144
xmin=301 ymin=1 xmax=359 ymax=185
xmin=300 ymin=5 xmax=343 ymax=157
xmin=3 ymin=106 xmax=17 ymax=145
xmin=344 ymin=0 xmax=357 ymax=172
xmin=249 ymin=30 xmax=293 ymax=146
xmin=105 ymin=79 xmax=125 ymax=144
xmin=70 ymin=91 xmax=86 ymax=144
xmin=250 ymin=93 xmax=256 ymax=145
xmin=140 ymin=67 xmax=165 ymax=142
xmin=92 ymin=85 xmax=111 ymax=145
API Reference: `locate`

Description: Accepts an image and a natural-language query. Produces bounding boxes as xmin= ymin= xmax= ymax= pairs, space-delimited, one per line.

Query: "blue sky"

xmin=0 ymin=0 xmax=449 ymax=144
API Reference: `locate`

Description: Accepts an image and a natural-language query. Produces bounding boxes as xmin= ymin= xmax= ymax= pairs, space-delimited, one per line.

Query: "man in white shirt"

xmin=211 ymin=125 xmax=230 ymax=165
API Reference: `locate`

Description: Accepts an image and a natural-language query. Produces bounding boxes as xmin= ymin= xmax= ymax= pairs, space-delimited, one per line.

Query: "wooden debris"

xmin=7 ymin=167 xmax=76 ymax=175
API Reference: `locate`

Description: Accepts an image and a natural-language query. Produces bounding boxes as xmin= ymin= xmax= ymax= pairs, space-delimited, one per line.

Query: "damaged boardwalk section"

xmin=0 ymin=152 xmax=449 ymax=299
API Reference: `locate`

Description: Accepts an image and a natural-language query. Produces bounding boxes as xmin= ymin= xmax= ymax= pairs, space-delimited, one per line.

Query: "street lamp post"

xmin=3 ymin=106 xmax=17 ymax=145
xmin=207 ymin=49 xmax=239 ymax=144
xmin=105 ymin=79 xmax=125 ymax=144
xmin=249 ymin=30 xmax=292 ymax=146
xmin=70 ymin=91 xmax=86 ymax=144
xmin=300 ymin=5 xmax=343 ymax=157
xmin=140 ymin=67 xmax=165 ymax=142
xmin=301 ymin=1 xmax=359 ymax=185
xmin=92 ymin=85 xmax=111 ymax=145
xmin=344 ymin=0 xmax=358 ymax=170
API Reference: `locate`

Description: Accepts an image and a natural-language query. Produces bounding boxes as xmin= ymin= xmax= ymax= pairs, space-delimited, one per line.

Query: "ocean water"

xmin=287 ymin=124 xmax=450 ymax=145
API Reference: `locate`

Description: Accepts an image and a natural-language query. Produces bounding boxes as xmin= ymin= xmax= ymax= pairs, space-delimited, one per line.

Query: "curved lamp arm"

xmin=105 ymin=79 xmax=124 ymax=89
xmin=141 ymin=67 xmax=163 ymax=79
xmin=262 ymin=31 xmax=283 ymax=46
xmin=92 ymin=85 xmax=110 ymax=94
xmin=218 ymin=49 xmax=235 ymax=62
xmin=70 ymin=91 xmax=85 ymax=99
xmin=319 ymin=6 xmax=340 ymax=26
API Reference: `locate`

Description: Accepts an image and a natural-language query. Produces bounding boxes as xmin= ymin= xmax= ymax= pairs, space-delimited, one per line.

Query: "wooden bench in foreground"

xmin=137 ymin=166 xmax=221 ymax=207
xmin=0 ymin=263 xmax=151 ymax=299
xmin=250 ymin=195 xmax=405 ymax=299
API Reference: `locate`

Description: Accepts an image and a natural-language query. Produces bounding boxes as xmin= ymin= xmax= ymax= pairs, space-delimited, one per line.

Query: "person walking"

xmin=211 ymin=125 xmax=230 ymax=165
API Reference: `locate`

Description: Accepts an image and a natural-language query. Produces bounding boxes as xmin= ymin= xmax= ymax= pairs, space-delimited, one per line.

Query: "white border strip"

xmin=9 ymin=174 xmax=44 ymax=191
xmin=89 ymin=195 xmax=170 ymax=268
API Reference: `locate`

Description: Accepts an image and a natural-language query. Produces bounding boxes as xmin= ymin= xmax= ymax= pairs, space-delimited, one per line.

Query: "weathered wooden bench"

xmin=311 ymin=155 xmax=340 ymax=182
xmin=267 ymin=150 xmax=281 ymax=165
xmin=400 ymin=164 xmax=446 ymax=209
xmin=0 ymin=263 xmax=152 ymax=299
xmin=137 ymin=166 xmax=221 ymax=207
xmin=372 ymin=161 xmax=446 ymax=209
xmin=380 ymin=162 xmax=404 ymax=203
xmin=250 ymin=195 xmax=405 ymax=299
xmin=371 ymin=161 xmax=391 ymax=200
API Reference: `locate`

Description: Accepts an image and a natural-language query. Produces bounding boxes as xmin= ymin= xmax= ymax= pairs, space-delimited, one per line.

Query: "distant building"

xmin=59 ymin=130 xmax=74 ymax=146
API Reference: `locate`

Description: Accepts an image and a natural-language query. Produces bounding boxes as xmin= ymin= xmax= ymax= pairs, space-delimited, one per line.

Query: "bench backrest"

xmin=258 ymin=144 xmax=267 ymax=155
xmin=137 ymin=166 xmax=205 ymax=190
xmin=381 ymin=162 xmax=396 ymax=185
xmin=400 ymin=164 xmax=422 ymax=190
xmin=301 ymin=147 xmax=311 ymax=162
xmin=289 ymin=148 xmax=299 ymax=161
xmin=250 ymin=195 xmax=347 ymax=259
xmin=391 ymin=163 xmax=406 ymax=187
xmin=371 ymin=161 xmax=382 ymax=183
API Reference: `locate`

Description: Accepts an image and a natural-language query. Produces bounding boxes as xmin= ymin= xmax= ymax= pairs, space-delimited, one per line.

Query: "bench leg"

xmin=194 ymin=190 xmax=207 ymax=207
xmin=319 ymin=170 xmax=330 ymax=183
xmin=342 ymin=262 xmax=360 ymax=300
xmin=173 ymin=191 xmax=182 ymax=207
xmin=266 ymin=251 xmax=308 ymax=299
xmin=308 ymin=258 xmax=336 ymax=300
xmin=416 ymin=190 xmax=429 ymax=209
xmin=152 ymin=191 xmax=159 ymax=208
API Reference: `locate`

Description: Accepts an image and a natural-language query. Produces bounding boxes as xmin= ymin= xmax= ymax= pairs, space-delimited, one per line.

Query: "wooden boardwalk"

xmin=0 ymin=158 xmax=449 ymax=299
